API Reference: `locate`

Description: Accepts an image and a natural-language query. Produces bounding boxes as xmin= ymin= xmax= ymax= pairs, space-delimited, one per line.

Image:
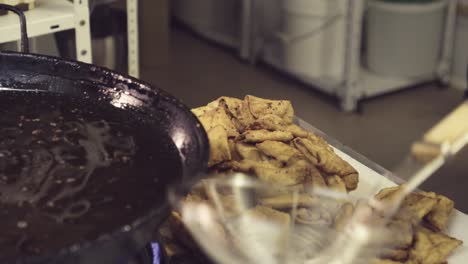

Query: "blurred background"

xmin=0 ymin=0 xmax=467 ymax=210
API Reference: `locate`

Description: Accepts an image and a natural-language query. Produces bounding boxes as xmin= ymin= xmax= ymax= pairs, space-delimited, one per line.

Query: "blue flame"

xmin=151 ymin=243 xmax=160 ymax=264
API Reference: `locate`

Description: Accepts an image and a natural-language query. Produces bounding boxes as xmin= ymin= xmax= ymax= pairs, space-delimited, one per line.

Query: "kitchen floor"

xmin=141 ymin=27 xmax=468 ymax=212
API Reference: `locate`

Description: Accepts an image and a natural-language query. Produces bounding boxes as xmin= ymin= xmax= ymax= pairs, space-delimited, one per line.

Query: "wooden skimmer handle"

xmin=412 ymin=101 xmax=468 ymax=161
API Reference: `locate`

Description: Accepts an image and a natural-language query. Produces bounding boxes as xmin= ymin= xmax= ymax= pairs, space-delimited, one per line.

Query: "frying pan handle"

xmin=0 ymin=3 xmax=29 ymax=53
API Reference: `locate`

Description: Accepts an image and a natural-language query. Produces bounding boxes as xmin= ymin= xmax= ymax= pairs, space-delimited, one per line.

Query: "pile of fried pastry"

xmin=161 ymin=95 xmax=462 ymax=264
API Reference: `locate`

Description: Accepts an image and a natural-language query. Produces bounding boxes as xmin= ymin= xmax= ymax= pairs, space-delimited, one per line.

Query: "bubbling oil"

xmin=0 ymin=91 xmax=182 ymax=259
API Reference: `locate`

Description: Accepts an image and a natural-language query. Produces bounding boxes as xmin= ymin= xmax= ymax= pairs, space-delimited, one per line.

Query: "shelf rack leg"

xmin=16 ymin=39 xmax=37 ymax=53
xmin=74 ymin=0 xmax=92 ymax=63
xmin=340 ymin=0 xmax=364 ymax=112
xmin=437 ymin=0 xmax=458 ymax=85
xmin=240 ymin=0 xmax=253 ymax=61
xmin=127 ymin=0 xmax=140 ymax=78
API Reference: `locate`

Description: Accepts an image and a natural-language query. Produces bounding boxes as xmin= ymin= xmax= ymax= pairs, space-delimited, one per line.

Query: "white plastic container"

xmin=365 ymin=0 xmax=447 ymax=77
xmin=172 ymin=0 xmax=215 ymax=30
xmin=279 ymin=0 xmax=347 ymax=81
xmin=172 ymin=0 xmax=240 ymax=48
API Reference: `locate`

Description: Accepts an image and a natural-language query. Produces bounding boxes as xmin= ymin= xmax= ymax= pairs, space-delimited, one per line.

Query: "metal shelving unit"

xmin=126 ymin=0 xmax=139 ymax=78
xmin=0 ymin=0 xmax=141 ymax=77
xmin=94 ymin=0 xmax=140 ymax=77
xmin=259 ymin=0 xmax=459 ymax=111
xmin=0 ymin=0 xmax=93 ymax=63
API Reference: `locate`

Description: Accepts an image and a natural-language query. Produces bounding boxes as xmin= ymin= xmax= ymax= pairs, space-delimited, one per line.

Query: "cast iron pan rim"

xmin=0 ymin=51 xmax=210 ymax=262
xmin=1 ymin=50 xmax=159 ymax=98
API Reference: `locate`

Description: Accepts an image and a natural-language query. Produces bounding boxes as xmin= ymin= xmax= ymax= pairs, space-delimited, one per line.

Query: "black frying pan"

xmin=0 ymin=4 xmax=208 ymax=264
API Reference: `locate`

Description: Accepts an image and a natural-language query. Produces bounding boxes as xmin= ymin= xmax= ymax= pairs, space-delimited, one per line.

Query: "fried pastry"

xmin=408 ymin=227 xmax=462 ymax=264
xmin=424 ymin=194 xmax=455 ymax=232
xmin=333 ymin=202 xmax=354 ymax=231
xmin=254 ymin=160 xmax=310 ymax=186
xmin=242 ymin=129 xmax=294 ymax=143
xmin=245 ymin=95 xmax=294 ymax=123
xmin=249 ymin=114 xmax=288 ymax=131
xmin=207 ymin=125 xmax=231 ymax=166
xmin=370 ymin=259 xmax=403 ymax=264
xmin=325 ymin=175 xmax=347 ymax=193
xmin=198 ymin=104 xmax=239 ymax=137
xmin=379 ymin=248 xmax=408 ymax=261
xmin=256 ymin=140 xmax=302 ymax=163
xmin=342 ymin=173 xmax=359 ymax=191
xmin=293 ymin=137 xmax=357 ymax=177
xmin=307 ymin=165 xmax=327 ymax=188
xmin=296 ymin=207 xmax=332 ymax=226
xmin=259 ymin=194 xmax=318 ymax=209
xmin=235 ymin=142 xmax=263 ymax=161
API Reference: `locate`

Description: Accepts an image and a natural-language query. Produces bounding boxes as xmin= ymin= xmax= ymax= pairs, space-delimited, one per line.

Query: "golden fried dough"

xmin=207 ymin=125 xmax=231 ymax=167
xmin=387 ymin=220 xmax=414 ymax=249
xmin=228 ymin=139 xmax=241 ymax=161
xmin=379 ymin=248 xmax=408 ymax=261
xmin=209 ymin=97 xmax=255 ymax=130
xmin=245 ymin=205 xmax=291 ymax=253
xmin=342 ymin=173 xmax=359 ymax=191
xmin=235 ymin=142 xmax=263 ymax=161
xmin=236 ymin=99 xmax=257 ymax=129
xmin=333 ymin=202 xmax=354 ymax=231
xmin=248 ymin=205 xmax=291 ymax=226
xmin=296 ymin=207 xmax=332 ymax=226
xmin=307 ymin=132 xmax=334 ymax=152
xmin=375 ymin=186 xmax=401 ymax=201
xmin=195 ymin=96 xmax=237 ymax=114
xmin=249 ymin=114 xmax=307 ymax=138
xmin=191 ymin=106 xmax=208 ymax=118
xmin=399 ymin=192 xmax=438 ymax=224
xmin=258 ymin=185 xmax=305 ymax=199
xmin=259 ymin=194 xmax=318 ymax=209
xmin=260 ymin=156 xmax=285 ymax=168
xmin=293 ymin=137 xmax=320 ymax=164
xmin=201 ymin=96 xmax=242 ymax=118
xmin=373 ymin=186 xmax=460 ymax=264
xmin=255 ymin=160 xmax=310 ymax=186
xmin=216 ymin=96 xmax=243 ymax=113
xmin=307 ymin=165 xmax=327 ymax=188
xmin=242 ymin=129 xmax=294 ymax=143
xmin=198 ymin=104 xmax=239 ymax=137
xmin=286 ymin=124 xmax=309 ymax=138
xmin=218 ymin=159 xmax=274 ymax=173
xmin=424 ymin=194 xmax=454 ymax=232
xmin=375 ymin=187 xmax=439 ymax=225
xmin=408 ymin=227 xmax=462 ymax=264
xmin=245 ymin=95 xmax=294 ymax=123
xmin=194 ymin=96 xmax=360 ymax=193
xmin=256 ymin=140 xmax=302 ymax=163
xmin=249 ymin=114 xmax=286 ymax=131
xmin=210 ymin=194 xmax=244 ymax=216
xmin=293 ymin=137 xmax=357 ymax=177
xmin=325 ymin=175 xmax=347 ymax=193
xmin=222 ymin=160 xmax=253 ymax=172
xmin=370 ymin=258 xmax=403 ymax=264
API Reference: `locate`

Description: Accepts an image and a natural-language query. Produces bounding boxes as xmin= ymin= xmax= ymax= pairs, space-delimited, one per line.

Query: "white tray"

xmin=296 ymin=118 xmax=468 ymax=263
